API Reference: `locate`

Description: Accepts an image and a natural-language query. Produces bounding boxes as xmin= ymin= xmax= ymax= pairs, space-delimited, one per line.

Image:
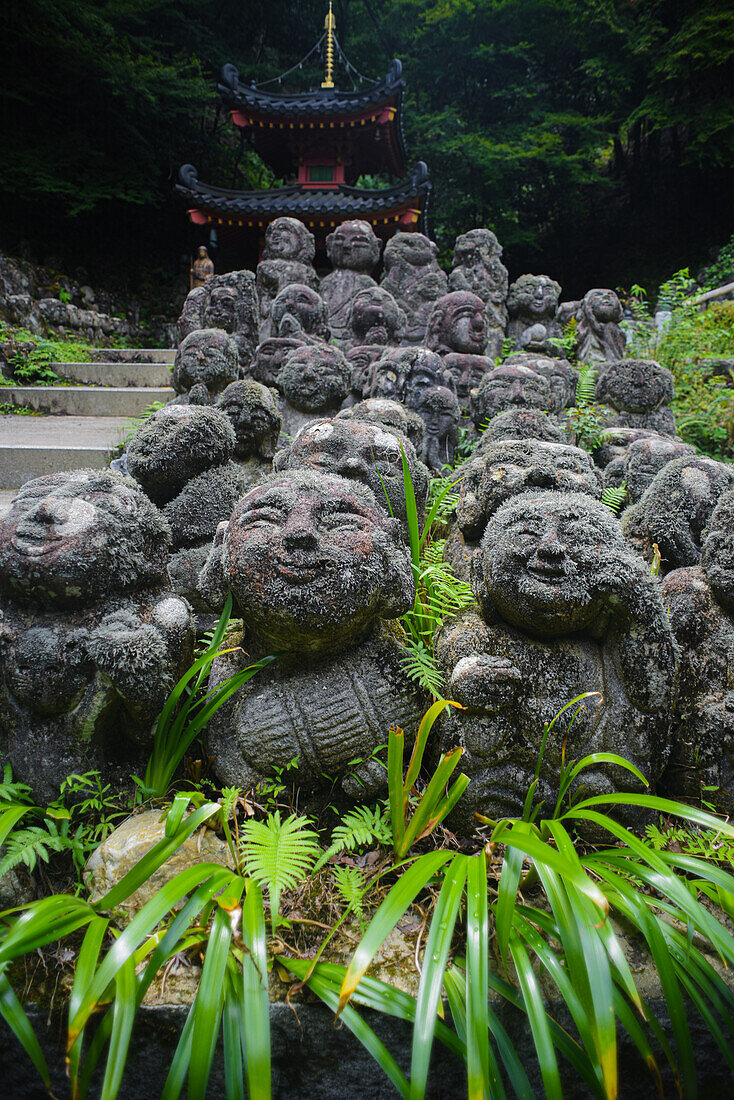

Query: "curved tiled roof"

xmin=218 ymin=59 xmax=404 ymax=118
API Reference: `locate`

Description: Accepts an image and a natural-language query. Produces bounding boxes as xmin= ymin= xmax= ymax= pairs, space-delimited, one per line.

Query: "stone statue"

xmin=0 ymin=471 xmax=195 ymax=799
xmin=449 ymin=229 xmax=508 ymax=358
xmin=442 ymin=354 xmax=493 ymax=417
xmin=276 ymin=344 xmax=351 ymax=437
xmin=319 ymin=221 xmax=382 ymax=342
xmin=347 ymin=286 xmax=405 ymax=349
xmin=622 ymin=455 xmax=734 ymax=573
xmin=273 ymin=417 xmax=429 ymax=531
xmin=402 ymin=348 xmax=453 ymax=411
xmin=424 ymin=291 xmax=488 ymax=356
xmin=380 ymin=232 xmax=448 ymax=344
xmin=415 ymin=386 xmax=461 ymax=474
xmin=436 ymin=491 xmax=676 ymax=829
xmin=476 ymin=408 xmax=565 ymax=447
xmin=504 ymin=352 xmax=578 ymax=414
xmin=662 ymin=491 xmax=734 ymax=812
xmin=172 ymin=329 xmax=240 ymax=403
xmin=216 ymin=379 xmax=282 ymax=462
xmin=198 ymin=472 xmax=426 ymax=797
xmin=576 ymin=288 xmax=626 ymax=364
xmin=270 ymin=284 xmax=331 ymax=342
xmin=255 ymin=218 xmax=319 ymax=339
xmin=336 ymin=398 xmax=426 ymax=454
xmin=506 ymin=274 xmax=563 ymax=353
xmin=471 ymin=364 xmax=553 ymax=430
xmin=603 ymin=436 xmax=697 ymax=504
xmin=250 ymin=337 xmax=304 ymax=388
xmin=595 ymin=358 xmax=675 ymax=434
xmin=595 ymin=426 xmax=665 ymax=469
xmin=190 ymin=245 xmax=214 ymax=289
xmin=178 ymin=270 xmax=259 ymax=371
xmin=343 ymin=345 xmax=386 ymax=407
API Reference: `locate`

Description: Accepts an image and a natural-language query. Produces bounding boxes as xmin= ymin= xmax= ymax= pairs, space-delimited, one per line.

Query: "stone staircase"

xmin=0 ymin=349 xmax=176 ymax=514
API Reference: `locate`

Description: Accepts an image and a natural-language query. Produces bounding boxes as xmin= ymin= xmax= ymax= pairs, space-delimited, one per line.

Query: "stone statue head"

xmin=471 ymin=364 xmax=552 ymax=428
xmin=449 ymin=229 xmax=507 ymax=304
xmin=263 ymin=217 xmax=315 ymax=264
xmin=0 ymin=470 xmax=170 ymax=605
xmin=336 ymin=398 xmax=426 ymax=453
xmin=442 ymin=354 xmax=491 ymax=409
xmin=473 ymin=491 xmax=627 ymax=636
xmin=394 ymin=347 xmax=450 ymax=410
xmin=203 ymin=284 xmax=238 ymax=332
xmin=507 ymin=275 xmax=561 ymax=322
xmin=583 ymin=288 xmax=623 ymax=325
xmin=383 ymin=232 xmax=439 ymax=271
xmin=478 ymin=408 xmax=565 ymax=446
xmin=208 ymin=472 xmax=415 ymax=650
xmin=216 ymin=379 xmax=282 ymax=460
xmin=270 ymin=284 xmax=330 ymax=341
xmin=415 ymin=385 xmax=460 ymax=469
xmin=595 ymin=427 xmax=661 ymax=468
xmin=197 ymin=245 xmax=209 ymax=260
xmin=173 ymin=329 xmax=239 ymax=397
xmin=596 ymin=359 xmax=674 ymax=414
xmin=277 ymin=344 xmax=351 ymax=413
xmin=326 ymin=220 xmax=381 ymax=273
xmin=346 ymin=346 xmax=384 ymax=401
xmin=621 ymin=437 xmax=697 ymax=502
xmin=505 ymin=352 xmax=578 ymax=413
xmin=126 ymin=405 xmax=235 ymax=504
xmin=348 ymin=286 xmax=404 ymax=346
xmin=425 ymin=291 xmax=488 ymax=355
xmin=458 ymin=440 xmax=603 ymax=540
xmin=250 ymin=337 xmax=303 ymax=387
xmin=273 ymin=417 xmax=428 ymax=528
xmin=702 ymin=491 xmax=734 ymax=612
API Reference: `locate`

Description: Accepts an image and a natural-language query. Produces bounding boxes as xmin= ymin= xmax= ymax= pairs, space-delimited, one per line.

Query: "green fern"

xmin=0 ymin=764 xmax=33 ymax=805
xmin=0 ymin=821 xmax=73 ymax=878
xmin=425 ymin=481 xmax=460 ymax=524
xmin=399 ymin=637 xmax=446 ymax=696
xmin=314 ymin=805 xmax=391 ymax=871
xmin=576 ymin=364 xmax=598 ymax=406
xmin=601 ymin=483 xmax=628 ymax=515
xmin=332 ymin=866 xmax=368 ymax=929
xmin=238 ymin=811 xmax=321 ymax=934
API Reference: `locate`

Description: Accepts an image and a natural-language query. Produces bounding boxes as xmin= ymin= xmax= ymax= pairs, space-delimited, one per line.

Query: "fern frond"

xmin=332 ymin=866 xmax=367 ymax=928
xmin=219 ymin=787 xmax=242 ymax=824
xmin=0 ymin=825 xmax=70 ymax=877
xmin=238 ymin=811 xmax=320 ymax=933
xmin=313 ymin=805 xmax=391 ymax=871
xmin=601 ymin=483 xmax=628 ymax=515
xmin=425 ymin=482 xmax=459 ymax=524
xmin=398 ymin=638 xmax=446 ymax=696
xmin=576 ymin=365 xmax=598 ymax=406
xmin=0 ymin=764 xmax=33 ymax=805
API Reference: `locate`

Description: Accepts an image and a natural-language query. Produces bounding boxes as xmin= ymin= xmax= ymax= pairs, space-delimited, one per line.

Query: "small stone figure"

xmin=402 ymin=348 xmax=453 ymax=411
xmin=125 ymin=405 xmax=235 ymax=506
xmin=270 ymin=284 xmax=331 ymax=342
xmin=172 ymin=329 xmax=240 ymax=403
xmin=336 ymin=398 xmax=426 ymax=454
xmin=343 ymin=345 xmax=386 ymax=407
xmin=216 ymin=379 xmax=282 ymax=462
xmin=471 ymin=364 xmax=552 ymax=431
xmin=276 ymin=343 xmax=351 ymax=437
xmin=415 ymin=386 xmax=461 ymax=473
xmin=442 ymin=354 xmax=493 ymax=416
xmin=595 ymin=426 xmax=664 ymax=469
xmin=0 ymin=471 xmax=195 ymax=799
xmin=662 ymin=492 xmax=734 ymax=811
xmin=347 ymin=286 xmax=405 ymax=349
xmin=273 ymin=417 xmax=429 ymax=530
xmin=178 ymin=270 xmax=259 ymax=371
xmin=199 ymin=472 xmax=425 ymax=797
xmin=476 ymin=408 xmax=565 ymax=447
xmin=256 ymin=218 xmax=319 ymax=339
xmin=622 ymin=455 xmax=734 ymax=573
xmin=506 ymin=274 xmax=563 ymax=353
xmin=595 ymin=358 xmax=675 ymax=434
xmin=319 ymin=221 xmax=382 ymax=342
xmin=436 ymin=491 xmax=676 ymax=829
xmin=190 ymin=245 xmax=214 ymax=289
xmin=505 ymin=352 xmax=578 ymax=414
xmin=604 ymin=436 xmax=697 ymax=504
xmin=250 ymin=337 xmax=304 ymax=388
xmin=380 ymin=232 xmax=448 ymax=344
xmin=424 ymin=291 xmax=488 ymax=356
xmin=449 ymin=229 xmax=508 ymax=358
xmin=576 ymin=288 xmax=626 ymax=364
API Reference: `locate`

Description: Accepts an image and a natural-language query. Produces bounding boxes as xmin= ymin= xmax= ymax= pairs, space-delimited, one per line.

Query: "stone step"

xmin=50 ymin=361 xmax=173 ymax=387
xmin=88 ymin=348 xmax=176 ymax=364
xmin=0 ymin=415 xmax=129 ymax=489
xmin=1 ymin=386 xmax=173 ymax=417
xmin=0 ymin=489 xmax=15 ymax=519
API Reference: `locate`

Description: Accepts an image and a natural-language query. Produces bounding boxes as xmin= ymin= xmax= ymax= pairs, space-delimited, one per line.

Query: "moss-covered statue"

xmin=199 ymin=472 xmax=426 ymax=798
xmin=448 ymin=229 xmax=508 ymax=358
xmin=506 ymin=274 xmax=562 ymax=354
xmin=0 ymin=471 xmax=194 ymax=799
xmin=319 ymin=220 xmax=382 ymax=343
xmin=171 ymin=329 xmax=240 ymax=404
xmin=603 ymin=436 xmax=697 ymax=505
xmin=276 ymin=343 xmax=351 ymax=437
xmin=436 ymin=491 xmax=676 ymax=830
xmin=380 ymin=232 xmax=448 ymax=344
xmin=255 ymin=218 xmax=319 ymax=339
xmin=178 ymin=270 xmax=259 ymax=372
xmin=595 ymin=358 xmax=675 ymax=434
xmin=471 ymin=364 xmax=553 ymax=430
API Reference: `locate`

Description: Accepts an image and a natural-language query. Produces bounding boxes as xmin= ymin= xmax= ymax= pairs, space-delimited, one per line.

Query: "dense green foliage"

xmin=3 ymin=0 xmax=733 ymax=291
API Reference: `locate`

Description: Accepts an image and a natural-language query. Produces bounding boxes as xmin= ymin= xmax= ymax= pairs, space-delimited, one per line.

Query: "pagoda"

xmin=176 ymin=4 xmax=431 ymax=270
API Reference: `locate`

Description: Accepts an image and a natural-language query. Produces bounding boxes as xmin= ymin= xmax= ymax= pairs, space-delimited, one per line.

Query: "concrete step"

xmin=1 ymin=386 xmax=173 ymax=417
xmin=51 ymin=361 xmax=173 ymax=387
xmin=0 ymin=415 xmax=129 ymax=489
xmin=89 ymin=348 xmax=176 ymax=364
xmin=0 ymin=489 xmax=15 ymax=519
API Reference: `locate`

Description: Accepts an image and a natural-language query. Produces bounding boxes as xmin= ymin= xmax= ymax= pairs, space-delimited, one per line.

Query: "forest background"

xmin=2 ymin=0 xmax=733 ymax=300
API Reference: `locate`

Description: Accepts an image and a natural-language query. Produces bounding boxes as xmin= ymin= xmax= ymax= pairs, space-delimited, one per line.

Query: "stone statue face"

xmin=442 ymin=354 xmax=490 ymax=406
xmin=126 ymin=406 xmax=234 ymax=503
xmin=416 ymin=386 xmax=460 ymax=439
xmin=480 ymin=493 xmax=623 ymax=635
xmin=451 ymin=230 xmax=507 ymax=302
xmin=507 ymin=274 xmax=561 ymax=321
xmin=624 ymin=438 xmax=695 ymax=502
xmin=0 ymin=470 xmax=169 ymax=603
xmin=271 ymin=284 xmax=329 ymax=339
xmin=277 ymin=346 xmax=350 ymax=412
xmin=426 ymin=292 xmax=487 ymax=354
xmin=597 ymin=359 xmax=673 ymax=414
xmin=217 ymin=380 xmax=281 ymax=460
xmin=224 ymin=473 xmax=413 ymax=642
xmin=371 ymin=365 xmax=403 ymax=402
xmin=400 ymin=348 xmax=447 ymax=410
xmin=204 ymin=286 xmax=237 ymax=331
xmin=474 ymin=365 xmax=552 ymax=420
xmin=479 ymin=409 xmax=564 ymax=445
xmin=703 ymin=492 xmax=734 ymax=611
xmin=173 ymin=329 xmax=239 ymax=395
xmin=347 ymin=346 xmax=383 ymax=398
xmin=586 ymin=288 xmax=622 ymax=324
xmin=350 ymin=288 xmax=401 ymax=344
xmin=250 ymin=337 xmax=302 ymax=386
xmin=263 ymin=218 xmax=314 ymax=263
xmin=327 ymin=220 xmax=380 ymax=273
xmin=384 ymin=232 xmax=437 ymax=269
xmin=512 ymin=355 xmax=577 ymax=413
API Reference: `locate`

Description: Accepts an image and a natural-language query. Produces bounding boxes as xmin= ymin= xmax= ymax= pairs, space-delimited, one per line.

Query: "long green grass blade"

xmin=400 ymin=443 xmax=420 ymax=571
xmin=410 ymin=855 xmax=467 ymax=1099
xmin=99 ymin=953 xmax=136 ymax=1100
xmin=419 ymin=477 xmax=460 ymax=551
xmin=509 ymin=933 xmax=563 ymax=1100
xmin=495 ymin=826 xmax=527 ymax=967
xmin=404 ymin=699 xmax=458 ymax=794
xmin=223 ymin=968 xmax=245 ymax=1100
xmin=401 ymin=749 xmax=465 ymax=854
xmin=388 ymin=726 xmax=406 ymax=857
xmin=67 ymin=915 xmax=109 ymax=1091
xmin=492 ymin=822 xmax=608 ymax=914
xmin=466 ymin=851 xmax=501 ymax=1100
xmin=241 ymin=880 xmax=271 ymax=1100
xmin=0 ymin=895 xmax=94 ymax=964
xmin=567 ymin=793 xmax=734 ymax=838
xmin=611 ymin=990 xmax=663 ymax=1099
xmin=161 ymin=1001 xmax=196 ymax=1100
xmin=0 ymin=971 xmax=50 ymax=1089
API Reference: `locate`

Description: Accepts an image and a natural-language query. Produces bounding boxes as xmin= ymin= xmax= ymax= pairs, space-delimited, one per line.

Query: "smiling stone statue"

xmin=319 ymin=220 xmax=382 ymax=342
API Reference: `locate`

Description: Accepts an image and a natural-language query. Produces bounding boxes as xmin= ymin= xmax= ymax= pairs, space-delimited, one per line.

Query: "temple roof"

xmin=217 ymin=59 xmax=407 ymax=178
xmin=176 ymin=161 xmax=430 ymax=238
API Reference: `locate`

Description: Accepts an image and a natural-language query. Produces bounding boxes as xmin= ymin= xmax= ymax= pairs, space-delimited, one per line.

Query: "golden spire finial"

xmin=322 ymin=2 xmax=336 ymax=89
